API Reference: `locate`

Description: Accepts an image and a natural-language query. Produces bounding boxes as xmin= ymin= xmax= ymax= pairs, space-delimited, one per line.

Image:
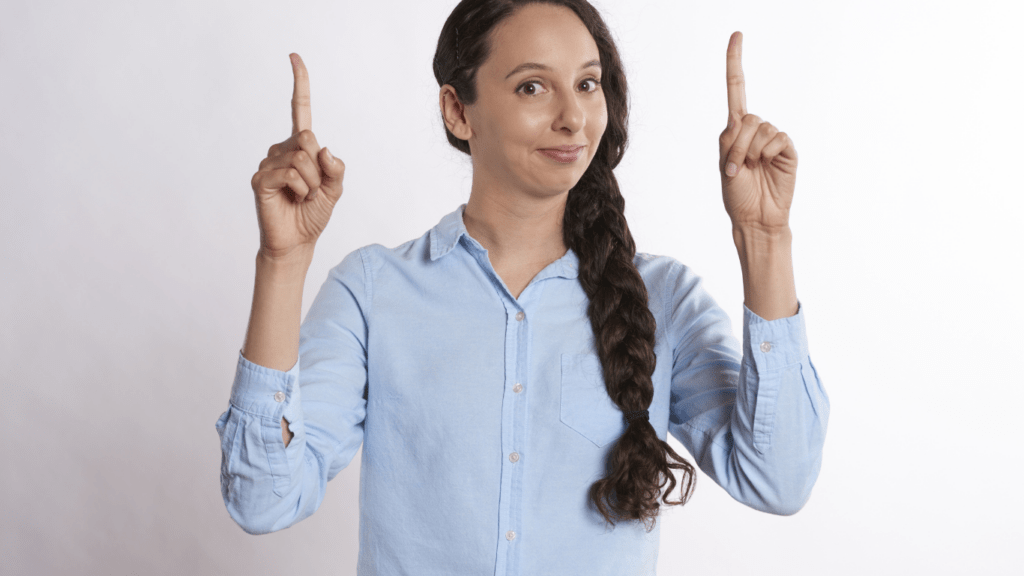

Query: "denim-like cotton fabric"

xmin=215 ymin=203 xmax=829 ymax=575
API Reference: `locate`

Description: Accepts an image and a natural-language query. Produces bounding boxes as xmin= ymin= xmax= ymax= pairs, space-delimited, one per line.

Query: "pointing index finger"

xmin=290 ymin=53 xmax=312 ymax=136
xmin=726 ymin=32 xmax=746 ymax=122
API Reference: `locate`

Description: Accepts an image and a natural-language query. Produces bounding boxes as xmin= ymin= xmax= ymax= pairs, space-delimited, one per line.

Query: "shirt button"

xmin=513 ymin=383 xmax=523 ymax=393
xmin=760 ymin=341 xmax=772 ymax=353
xmin=509 ymin=452 xmax=520 ymax=463
xmin=506 ymin=530 xmax=516 ymax=541
xmin=515 ymin=311 xmax=525 ymax=321
xmin=274 ymin=391 xmax=285 ymax=402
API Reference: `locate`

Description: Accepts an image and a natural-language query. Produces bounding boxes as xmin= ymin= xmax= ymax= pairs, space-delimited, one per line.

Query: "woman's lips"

xmin=539 ymin=146 xmax=583 ymax=163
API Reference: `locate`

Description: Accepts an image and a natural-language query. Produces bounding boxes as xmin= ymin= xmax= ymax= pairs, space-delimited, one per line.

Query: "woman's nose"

xmin=554 ymin=91 xmax=585 ymax=132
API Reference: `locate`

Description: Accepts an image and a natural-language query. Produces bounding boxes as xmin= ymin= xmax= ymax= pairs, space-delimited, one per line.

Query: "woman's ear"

xmin=440 ymin=85 xmax=472 ymax=141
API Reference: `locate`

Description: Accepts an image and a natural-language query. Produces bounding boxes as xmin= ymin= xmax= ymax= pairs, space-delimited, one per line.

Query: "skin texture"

xmin=719 ymin=31 xmax=798 ymax=234
xmin=439 ymin=3 xmax=608 ymax=299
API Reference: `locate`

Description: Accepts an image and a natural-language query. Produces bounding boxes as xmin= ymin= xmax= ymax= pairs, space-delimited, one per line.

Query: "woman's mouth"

xmin=539 ymin=146 xmax=583 ymax=163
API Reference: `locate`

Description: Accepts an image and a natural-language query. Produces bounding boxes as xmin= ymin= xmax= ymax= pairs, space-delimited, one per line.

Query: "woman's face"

xmin=463 ymin=3 xmax=608 ymax=201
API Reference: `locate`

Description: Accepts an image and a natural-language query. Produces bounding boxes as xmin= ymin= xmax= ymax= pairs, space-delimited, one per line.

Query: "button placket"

xmin=760 ymin=341 xmax=772 ymax=353
xmin=496 ymin=295 xmax=527 ymax=570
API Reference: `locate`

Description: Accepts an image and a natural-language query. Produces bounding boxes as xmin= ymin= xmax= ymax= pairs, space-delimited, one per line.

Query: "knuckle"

xmin=292 ymin=149 xmax=309 ymax=166
xmin=742 ymin=113 xmax=761 ymax=125
xmin=267 ymin=143 xmax=279 ymax=157
xmin=287 ymin=168 xmax=299 ymax=180
xmin=297 ymin=130 xmax=314 ymax=146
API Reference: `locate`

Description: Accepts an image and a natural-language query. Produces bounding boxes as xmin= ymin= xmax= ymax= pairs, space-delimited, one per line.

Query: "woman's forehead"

xmin=484 ymin=5 xmax=599 ymax=77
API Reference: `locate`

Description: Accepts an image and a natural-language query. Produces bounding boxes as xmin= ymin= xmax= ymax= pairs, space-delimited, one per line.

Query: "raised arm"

xmin=717 ymin=31 xmax=799 ymax=321
xmin=242 ymin=52 xmax=347 ymax=444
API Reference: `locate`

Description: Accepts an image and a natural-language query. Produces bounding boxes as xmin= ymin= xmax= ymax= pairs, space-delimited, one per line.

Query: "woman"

xmin=215 ymin=0 xmax=829 ymax=573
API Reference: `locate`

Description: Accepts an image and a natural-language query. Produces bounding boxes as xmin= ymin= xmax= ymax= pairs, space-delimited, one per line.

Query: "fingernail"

xmin=726 ymin=162 xmax=737 ymax=176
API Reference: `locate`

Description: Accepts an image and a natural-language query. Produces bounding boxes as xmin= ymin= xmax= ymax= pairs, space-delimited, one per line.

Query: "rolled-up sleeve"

xmin=665 ymin=260 xmax=829 ymax=515
xmin=214 ymin=247 xmax=371 ymax=534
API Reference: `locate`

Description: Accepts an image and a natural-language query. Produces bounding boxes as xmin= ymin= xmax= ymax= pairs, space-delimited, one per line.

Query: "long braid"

xmin=565 ymin=159 xmax=696 ymax=531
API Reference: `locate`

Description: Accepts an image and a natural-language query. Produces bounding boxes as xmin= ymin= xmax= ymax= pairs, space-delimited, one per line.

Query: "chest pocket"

xmin=560 ymin=353 xmax=627 ymax=448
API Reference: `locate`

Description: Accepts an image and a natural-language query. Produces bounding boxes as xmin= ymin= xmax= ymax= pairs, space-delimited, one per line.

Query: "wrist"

xmin=732 ymin=221 xmax=791 ymax=239
xmin=731 ymin=225 xmax=798 ymax=320
xmin=256 ymin=244 xmax=315 ymax=276
xmin=732 ymin=224 xmax=792 ymax=255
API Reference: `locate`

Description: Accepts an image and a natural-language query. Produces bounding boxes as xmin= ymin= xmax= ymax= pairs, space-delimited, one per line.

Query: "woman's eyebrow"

xmin=504 ymin=59 xmax=601 ymax=80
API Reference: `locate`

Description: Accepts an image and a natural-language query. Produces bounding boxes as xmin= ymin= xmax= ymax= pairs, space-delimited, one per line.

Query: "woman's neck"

xmin=462 ymin=189 xmax=568 ymax=272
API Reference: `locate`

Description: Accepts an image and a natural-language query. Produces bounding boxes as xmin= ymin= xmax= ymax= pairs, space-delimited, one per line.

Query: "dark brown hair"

xmin=432 ymin=0 xmax=695 ymax=531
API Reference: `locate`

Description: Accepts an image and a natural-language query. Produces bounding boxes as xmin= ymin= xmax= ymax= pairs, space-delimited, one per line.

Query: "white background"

xmin=2 ymin=0 xmax=1021 ymax=574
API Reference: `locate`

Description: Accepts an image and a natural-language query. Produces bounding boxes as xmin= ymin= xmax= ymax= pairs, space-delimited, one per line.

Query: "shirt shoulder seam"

xmin=357 ymin=246 xmax=374 ymax=320
xmin=663 ymin=257 xmax=681 ymax=360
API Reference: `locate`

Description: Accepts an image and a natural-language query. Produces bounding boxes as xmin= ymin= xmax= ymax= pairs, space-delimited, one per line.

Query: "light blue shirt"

xmin=215 ymin=203 xmax=829 ymax=575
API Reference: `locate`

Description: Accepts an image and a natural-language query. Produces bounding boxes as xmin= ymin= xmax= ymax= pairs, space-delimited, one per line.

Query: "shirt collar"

xmin=429 ymin=203 xmax=579 ymax=280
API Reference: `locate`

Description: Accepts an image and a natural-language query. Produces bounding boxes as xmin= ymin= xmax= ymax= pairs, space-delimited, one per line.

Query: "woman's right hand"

xmin=251 ymin=53 xmax=345 ymax=260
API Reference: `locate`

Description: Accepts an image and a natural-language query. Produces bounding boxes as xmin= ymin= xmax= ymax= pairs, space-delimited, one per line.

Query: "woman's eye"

xmin=517 ymin=81 xmax=544 ymax=95
xmin=516 ymin=78 xmax=602 ymax=96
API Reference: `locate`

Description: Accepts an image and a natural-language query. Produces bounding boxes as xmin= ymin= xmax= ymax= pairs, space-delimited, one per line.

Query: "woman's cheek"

xmin=589 ymin=102 xmax=608 ymax=138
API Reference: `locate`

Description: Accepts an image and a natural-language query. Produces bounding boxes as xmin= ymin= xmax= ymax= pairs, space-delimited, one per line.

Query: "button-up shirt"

xmin=215 ymin=203 xmax=830 ymax=575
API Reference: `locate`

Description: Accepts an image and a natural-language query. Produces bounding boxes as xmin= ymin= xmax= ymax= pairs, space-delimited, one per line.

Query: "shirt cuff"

xmin=742 ymin=300 xmax=809 ymax=373
xmin=229 ymin=350 xmax=301 ymax=419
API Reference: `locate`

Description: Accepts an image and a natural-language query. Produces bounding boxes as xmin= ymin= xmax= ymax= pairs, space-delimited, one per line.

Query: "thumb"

xmin=318 ymin=146 xmax=345 ymax=195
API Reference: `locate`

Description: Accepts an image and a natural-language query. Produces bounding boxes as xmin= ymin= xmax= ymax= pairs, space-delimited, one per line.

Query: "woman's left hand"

xmin=719 ymin=31 xmax=798 ymax=233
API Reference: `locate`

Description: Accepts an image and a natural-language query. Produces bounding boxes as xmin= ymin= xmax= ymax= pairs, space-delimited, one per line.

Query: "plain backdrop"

xmin=2 ymin=0 xmax=1021 ymax=574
